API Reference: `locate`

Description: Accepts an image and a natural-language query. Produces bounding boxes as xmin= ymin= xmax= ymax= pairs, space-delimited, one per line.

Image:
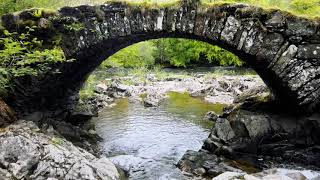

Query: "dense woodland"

xmin=102 ymin=39 xmax=244 ymax=68
xmin=0 ymin=0 xmax=319 ymax=97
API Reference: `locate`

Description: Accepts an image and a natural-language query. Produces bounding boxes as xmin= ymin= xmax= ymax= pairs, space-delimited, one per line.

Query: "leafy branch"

xmin=0 ymin=28 xmax=66 ymax=96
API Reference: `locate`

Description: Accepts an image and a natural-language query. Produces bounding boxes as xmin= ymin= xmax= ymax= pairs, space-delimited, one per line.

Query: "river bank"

xmin=0 ymin=102 xmax=120 ymax=179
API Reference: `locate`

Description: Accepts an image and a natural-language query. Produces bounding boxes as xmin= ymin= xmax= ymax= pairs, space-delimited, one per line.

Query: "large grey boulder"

xmin=0 ymin=120 xmax=119 ymax=180
xmin=203 ymin=106 xmax=320 ymax=168
xmin=177 ymin=150 xmax=243 ymax=178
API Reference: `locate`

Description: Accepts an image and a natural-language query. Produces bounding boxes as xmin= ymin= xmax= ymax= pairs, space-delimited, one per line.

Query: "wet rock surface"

xmin=202 ymin=106 xmax=320 ymax=169
xmin=205 ymin=111 xmax=219 ymax=121
xmin=177 ymin=150 xmax=244 ymax=178
xmin=0 ymin=120 xmax=119 ymax=180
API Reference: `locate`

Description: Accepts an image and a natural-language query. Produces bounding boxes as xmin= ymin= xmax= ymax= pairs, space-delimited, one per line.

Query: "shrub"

xmin=0 ymin=28 xmax=65 ymax=96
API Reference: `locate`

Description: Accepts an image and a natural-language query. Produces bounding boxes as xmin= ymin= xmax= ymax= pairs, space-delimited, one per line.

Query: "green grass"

xmin=79 ymin=74 xmax=98 ymax=100
xmin=1 ymin=0 xmax=319 ymax=18
xmin=203 ymin=68 xmax=257 ymax=79
xmin=202 ymin=0 xmax=320 ymax=18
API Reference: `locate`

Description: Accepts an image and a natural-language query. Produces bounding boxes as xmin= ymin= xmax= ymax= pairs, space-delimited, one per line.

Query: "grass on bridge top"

xmin=0 ymin=0 xmax=319 ymax=18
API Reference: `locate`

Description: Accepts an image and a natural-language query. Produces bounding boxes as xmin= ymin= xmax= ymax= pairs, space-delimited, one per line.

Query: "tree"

xmin=101 ymin=41 xmax=155 ymax=68
xmin=152 ymin=38 xmax=244 ymax=67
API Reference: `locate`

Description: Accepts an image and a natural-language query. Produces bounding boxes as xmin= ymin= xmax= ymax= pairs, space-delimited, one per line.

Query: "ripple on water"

xmin=91 ymin=93 xmax=225 ymax=179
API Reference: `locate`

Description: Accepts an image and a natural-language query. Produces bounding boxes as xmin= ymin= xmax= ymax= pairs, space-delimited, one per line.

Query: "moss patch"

xmin=64 ymin=22 xmax=85 ymax=32
xmin=51 ymin=137 xmax=64 ymax=146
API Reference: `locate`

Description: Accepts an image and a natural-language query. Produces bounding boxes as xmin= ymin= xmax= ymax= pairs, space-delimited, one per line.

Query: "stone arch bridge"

xmin=1 ymin=0 xmax=320 ymax=114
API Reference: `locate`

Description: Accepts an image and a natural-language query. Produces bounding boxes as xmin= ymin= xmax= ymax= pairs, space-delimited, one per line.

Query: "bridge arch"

xmin=2 ymin=0 xmax=320 ymax=113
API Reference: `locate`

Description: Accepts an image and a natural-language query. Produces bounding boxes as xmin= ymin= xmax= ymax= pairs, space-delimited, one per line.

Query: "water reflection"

xmin=166 ymin=92 xmax=224 ymax=129
xmin=92 ymin=92 xmax=226 ymax=179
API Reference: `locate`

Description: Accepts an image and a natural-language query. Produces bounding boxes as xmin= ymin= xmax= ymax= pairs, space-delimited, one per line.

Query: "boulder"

xmin=205 ymin=111 xmax=219 ymax=121
xmin=211 ymin=168 xmax=320 ymax=180
xmin=215 ymin=118 xmax=235 ymax=142
xmin=67 ymin=105 xmax=94 ymax=125
xmin=177 ymin=150 xmax=243 ymax=178
xmin=143 ymin=94 xmax=162 ymax=107
xmin=212 ymin=172 xmax=244 ymax=180
xmin=202 ymin=102 xmax=320 ymax=168
xmin=230 ymin=110 xmax=272 ymax=140
xmin=44 ymin=118 xmax=102 ymax=155
xmin=251 ymin=168 xmax=319 ymax=180
xmin=0 ymin=120 xmax=119 ymax=180
xmin=233 ymin=85 xmax=270 ymax=105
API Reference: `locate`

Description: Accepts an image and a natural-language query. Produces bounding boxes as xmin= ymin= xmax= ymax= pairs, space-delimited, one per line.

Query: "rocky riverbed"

xmin=81 ymin=71 xmax=268 ymax=113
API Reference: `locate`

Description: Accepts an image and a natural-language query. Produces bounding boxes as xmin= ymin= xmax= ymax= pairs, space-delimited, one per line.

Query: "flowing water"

xmin=89 ymin=68 xmax=320 ymax=180
xmin=91 ymin=92 xmax=225 ymax=179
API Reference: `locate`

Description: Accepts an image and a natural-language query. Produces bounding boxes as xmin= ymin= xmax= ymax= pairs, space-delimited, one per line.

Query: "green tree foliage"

xmin=102 ymin=38 xmax=243 ymax=68
xmin=152 ymin=38 xmax=243 ymax=67
xmin=101 ymin=41 xmax=155 ymax=68
xmin=0 ymin=28 xmax=65 ymax=96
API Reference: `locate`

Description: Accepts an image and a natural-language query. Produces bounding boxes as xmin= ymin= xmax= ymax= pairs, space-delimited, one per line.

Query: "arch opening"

xmin=80 ymin=38 xmax=273 ymax=179
xmin=79 ymin=37 xmax=261 ymax=101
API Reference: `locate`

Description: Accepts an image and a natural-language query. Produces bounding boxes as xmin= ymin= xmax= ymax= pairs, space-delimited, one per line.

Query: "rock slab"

xmin=0 ymin=120 xmax=119 ymax=180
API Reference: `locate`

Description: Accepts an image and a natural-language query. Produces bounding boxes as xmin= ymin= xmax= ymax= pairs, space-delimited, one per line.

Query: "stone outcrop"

xmin=177 ymin=150 xmax=244 ymax=178
xmin=0 ymin=0 xmax=319 ymax=114
xmin=202 ymin=105 xmax=320 ymax=169
xmin=178 ymin=97 xmax=320 ymax=178
xmin=0 ymin=120 xmax=119 ymax=180
xmin=24 ymin=111 xmax=102 ymax=155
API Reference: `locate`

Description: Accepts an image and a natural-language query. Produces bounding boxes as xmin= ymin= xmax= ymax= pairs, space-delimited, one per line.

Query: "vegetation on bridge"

xmin=1 ymin=0 xmax=319 ymax=18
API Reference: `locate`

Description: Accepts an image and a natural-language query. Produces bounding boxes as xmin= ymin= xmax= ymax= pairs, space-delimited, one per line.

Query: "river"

xmin=88 ymin=67 xmax=320 ymax=180
xmin=91 ymin=92 xmax=224 ymax=179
